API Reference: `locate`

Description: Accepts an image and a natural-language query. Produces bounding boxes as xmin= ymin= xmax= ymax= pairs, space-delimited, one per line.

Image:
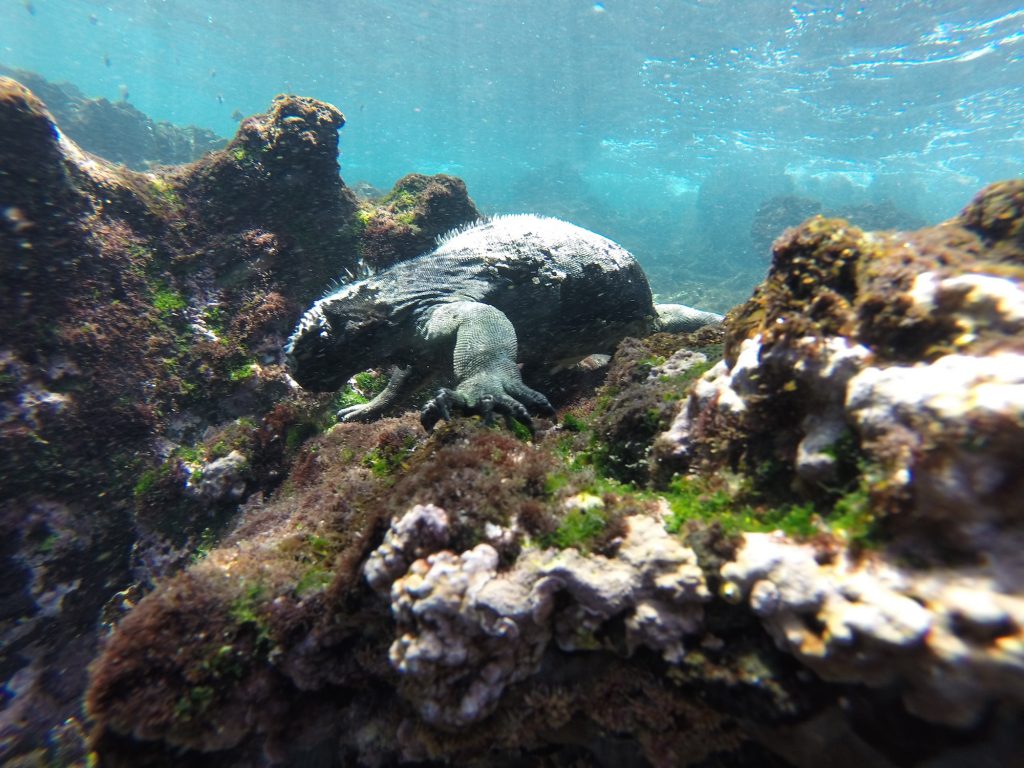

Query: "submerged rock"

xmin=371 ymin=503 xmax=709 ymax=728
xmin=652 ymin=180 xmax=1024 ymax=740
xmin=0 ymin=65 xmax=225 ymax=168
xmin=0 ymin=76 xmax=481 ymax=763
xmin=657 ymin=181 xmax=1024 ymax=556
xmin=359 ymin=172 xmax=481 ymax=271
xmin=721 ymin=531 xmax=1024 ymax=727
xmin=85 ymin=417 xmax=813 ymax=767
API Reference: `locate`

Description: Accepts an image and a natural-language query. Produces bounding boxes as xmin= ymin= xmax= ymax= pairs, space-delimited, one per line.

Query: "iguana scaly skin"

xmin=285 ymin=215 xmax=722 ymax=430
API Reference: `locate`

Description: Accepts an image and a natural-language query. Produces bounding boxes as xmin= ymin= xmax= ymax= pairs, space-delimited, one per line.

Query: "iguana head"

xmin=285 ymin=283 xmax=392 ymax=391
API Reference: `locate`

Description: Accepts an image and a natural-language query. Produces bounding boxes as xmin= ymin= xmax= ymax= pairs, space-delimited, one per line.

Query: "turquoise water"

xmin=3 ymin=0 xmax=1022 ymax=298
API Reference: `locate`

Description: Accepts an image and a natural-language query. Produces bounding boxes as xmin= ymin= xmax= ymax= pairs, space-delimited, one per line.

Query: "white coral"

xmin=660 ymin=334 xmax=870 ymax=485
xmin=369 ymin=507 xmax=709 ymax=728
xmin=910 ymin=271 xmax=1024 ymax=339
xmin=721 ymin=532 xmax=1024 ymax=726
xmin=846 ymin=351 xmax=1024 ymax=539
xmin=847 ymin=352 xmax=1024 ymax=428
xmin=363 ymin=503 xmax=449 ymax=594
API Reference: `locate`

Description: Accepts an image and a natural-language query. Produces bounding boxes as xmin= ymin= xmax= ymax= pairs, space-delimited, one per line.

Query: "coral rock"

xmin=370 ymin=505 xmax=710 ymax=728
xmin=651 ymin=181 xmax=1024 ymax=737
xmin=721 ymin=532 xmax=1024 ymax=727
xmin=359 ymin=173 xmax=480 ymax=271
xmin=364 ymin=502 xmax=450 ymax=594
xmin=657 ymin=181 xmax=1024 ymax=545
xmin=193 ymin=450 xmax=250 ymax=503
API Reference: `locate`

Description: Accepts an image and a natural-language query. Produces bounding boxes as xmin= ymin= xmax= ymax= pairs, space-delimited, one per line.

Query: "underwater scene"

xmin=1 ymin=0 xmax=1023 ymax=766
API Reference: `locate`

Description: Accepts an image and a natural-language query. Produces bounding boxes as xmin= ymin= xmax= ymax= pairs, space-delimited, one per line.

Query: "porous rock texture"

xmin=721 ymin=531 xmax=1024 ymax=727
xmin=659 ymin=181 xmax=1024 ymax=538
xmin=86 ymin=415 xmax=824 ymax=768
xmin=367 ymin=503 xmax=709 ymax=728
xmin=656 ymin=180 xmax=1024 ymax=733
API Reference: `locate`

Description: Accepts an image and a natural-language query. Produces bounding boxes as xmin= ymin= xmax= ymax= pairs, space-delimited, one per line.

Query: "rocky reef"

xmin=749 ymin=193 xmax=927 ymax=259
xmin=0 ymin=76 xmax=478 ymax=765
xmin=2 ymin=72 xmax=1023 ymax=767
xmin=655 ymin=182 xmax=1024 ymax=736
xmin=81 ymin=182 xmax=1023 ymax=766
xmin=358 ymin=172 xmax=480 ymax=272
xmin=0 ymin=66 xmax=226 ymax=169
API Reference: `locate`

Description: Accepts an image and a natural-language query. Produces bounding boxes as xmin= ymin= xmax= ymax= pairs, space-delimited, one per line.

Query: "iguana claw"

xmin=420 ymin=384 xmax=552 ymax=433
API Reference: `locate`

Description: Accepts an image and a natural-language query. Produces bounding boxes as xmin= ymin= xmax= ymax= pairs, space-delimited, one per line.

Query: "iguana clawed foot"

xmin=420 ymin=381 xmax=554 ymax=433
xmin=336 ymin=402 xmax=373 ymax=422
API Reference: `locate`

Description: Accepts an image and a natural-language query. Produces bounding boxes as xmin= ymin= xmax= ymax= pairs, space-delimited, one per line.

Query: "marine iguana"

xmin=285 ymin=214 xmax=722 ymax=430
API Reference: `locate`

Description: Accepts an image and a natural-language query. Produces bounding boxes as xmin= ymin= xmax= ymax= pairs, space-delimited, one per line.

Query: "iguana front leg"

xmin=336 ymin=365 xmax=414 ymax=422
xmin=418 ymin=301 xmax=554 ymax=431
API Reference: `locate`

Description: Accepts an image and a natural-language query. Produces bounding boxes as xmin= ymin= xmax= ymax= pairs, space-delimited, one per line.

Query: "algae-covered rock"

xmin=587 ymin=327 xmax=725 ymax=485
xmin=86 ymin=416 xmax=421 ymax=757
xmin=86 ymin=417 xmax=818 ymax=767
xmin=658 ymin=182 xmax=1024 ymax=558
xmin=0 ymin=65 xmax=225 ymax=169
xmin=652 ymin=180 xmax=1024 ymax=743
xmin=0 ymin=76 xmax=483 ymax=763
xmin=359 ymin=172 xmax=480 ymax=271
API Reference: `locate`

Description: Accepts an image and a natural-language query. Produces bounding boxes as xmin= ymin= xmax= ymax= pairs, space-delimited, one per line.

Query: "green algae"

xmin=36 ymin=532 xmax=60 ymax=555
xmin=147 ymin=177 xmax=183 ymax=216
xmin=827 ymin=468 xmax=882 ymax=547
xmin=540 ymin=505 xmax=608 ymax=552
xmin=328 ymin=370 xmax=390 ymax=420
xmin=190 ymin=527 xmax=217 ymax=563
xmin=662 ymin=476 xmax=818 ymax=538
xmin=285 ymin=423 xmax=318 ymax=453
xmin=541 ymin=358 xmax=883 ymax=544
xmin=281 ymin=533 xmax=339 ymax=597
xmin=363 ymin=433 xmax=417 ymax=477
xmin=149 ymin=176 xmax=179 ymax=199
xmin=228 ymin=582 xmax=272 ymax=647
xmin=133 ymin=463 xmax=171 ymax=500
xmin=201 ymin=304 xmax=227 ymax=333
xmin=332 ymin=387 xmax=369 ymax=412
xmin=306 ymin=533 xmax=331 ymax=556
xmin=175 ymin=444 xmax=203 ymax=464
xmin=173 ymin=685 xmax=215 ymax=722
xmin=295 ymin=566 xmax=332 ymax=596
xmin=227 ymin=361 xmax=258 ymax=382
xmin=353 ymin=369 xmax=387 ymax=396
xmin=152 ymin=285 xmax=187 ymax=315
xmin=560 ymin=412 xmax=586 ymax=433
xmin=381 ymin=187 xmax=418 ymax=212
xmin=507 ymin=417 xmax=534 ymax=441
